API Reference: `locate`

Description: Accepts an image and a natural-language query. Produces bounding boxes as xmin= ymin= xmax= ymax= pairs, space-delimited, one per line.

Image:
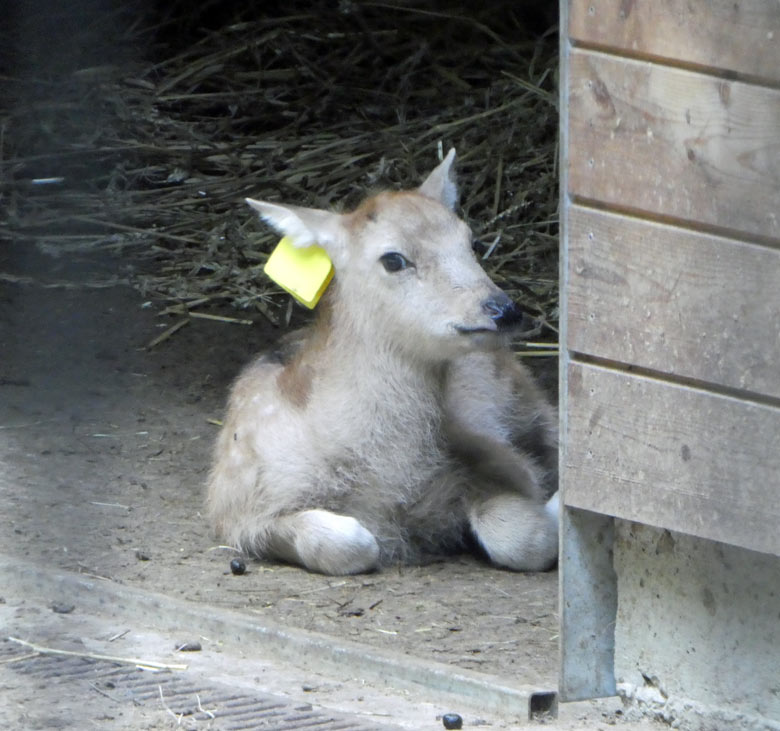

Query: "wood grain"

xmin=568 ymin=0 xmax=780 ymax=83
xmin=566 ymin=49 xmax=780 ymax=243
xmin=562 ymin=361 xmax=780 ymax=557
xmin=565 ymin=205 xmax=780 ymax=398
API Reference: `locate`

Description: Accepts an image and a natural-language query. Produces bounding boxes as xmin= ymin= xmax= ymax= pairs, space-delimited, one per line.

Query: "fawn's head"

xmin=247 ymin=150 xmax=524 ymax=359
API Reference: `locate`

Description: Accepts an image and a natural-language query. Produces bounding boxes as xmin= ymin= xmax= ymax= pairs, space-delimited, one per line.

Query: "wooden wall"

xmin=560 ymin=0 xmax=780 ymax=558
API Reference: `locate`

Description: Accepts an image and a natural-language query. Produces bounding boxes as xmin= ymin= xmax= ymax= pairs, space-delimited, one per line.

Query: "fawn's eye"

xmin=379 ymin=252 xmax=411 ymax=273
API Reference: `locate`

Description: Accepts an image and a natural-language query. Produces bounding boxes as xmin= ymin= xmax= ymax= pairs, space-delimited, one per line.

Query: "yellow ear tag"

xmin=263 ymin=236 xmax=334 ymax=309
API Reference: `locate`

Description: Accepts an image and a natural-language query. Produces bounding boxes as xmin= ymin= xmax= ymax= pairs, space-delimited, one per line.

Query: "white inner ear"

xmin=418 ymin=148 xmax=458 ymax=210
xmin=245 ymin=198 xmax=348 ymax=270
xmin=246 ymin=199 xmax=324 ymax=248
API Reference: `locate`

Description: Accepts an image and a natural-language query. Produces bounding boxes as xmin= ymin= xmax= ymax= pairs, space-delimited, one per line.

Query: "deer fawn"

xmin=207 ymin=150 xmax=559 ymax=575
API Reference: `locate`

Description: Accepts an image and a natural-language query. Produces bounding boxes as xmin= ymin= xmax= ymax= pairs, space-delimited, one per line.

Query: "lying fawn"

xmin=207 ymin=150 xmax=559 ymax=575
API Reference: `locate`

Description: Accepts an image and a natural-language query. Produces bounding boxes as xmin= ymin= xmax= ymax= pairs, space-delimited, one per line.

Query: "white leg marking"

xmin=293 ymin=510 xmax=379 ymax=575
xmin=469 ymin=494 xmax=558 ymax=572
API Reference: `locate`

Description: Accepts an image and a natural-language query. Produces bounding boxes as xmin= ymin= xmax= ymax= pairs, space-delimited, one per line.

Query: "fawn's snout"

xmin=482 ymin=293 xmax=525 ymax=331
xmin=456 ymin=292 xmax=527 ymax=336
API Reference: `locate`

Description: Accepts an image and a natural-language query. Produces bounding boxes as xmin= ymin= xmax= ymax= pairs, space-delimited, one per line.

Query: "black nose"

xmin=482 ymin=293 xmax=524 ymax=330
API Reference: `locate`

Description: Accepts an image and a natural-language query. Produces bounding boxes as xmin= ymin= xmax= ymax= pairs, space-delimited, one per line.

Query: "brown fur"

xmin=276 ymin=359 xmax=314 ymax=409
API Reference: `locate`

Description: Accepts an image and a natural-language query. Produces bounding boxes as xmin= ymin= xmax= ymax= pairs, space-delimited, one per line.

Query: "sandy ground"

xmin=0 ymin=241 xmax=560 ymax=683
xmin=0 ymin=244 xmax=667 ymax=730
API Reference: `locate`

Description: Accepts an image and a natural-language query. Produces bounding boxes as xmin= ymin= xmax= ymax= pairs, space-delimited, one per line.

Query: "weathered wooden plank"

xmin=562 ymin=362 xmax=780 ymax=557
xmin=569 ymin=0 xmax=780 ymax=83
xmin=567 ymin=49 xmax=780 ymax=243
xmin=565 ymin=206 xmax=780 ymax=399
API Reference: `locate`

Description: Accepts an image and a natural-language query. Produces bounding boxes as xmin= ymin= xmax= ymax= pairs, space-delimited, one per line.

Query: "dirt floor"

xmin=0 ymin=240 xmax=559 ymax=683
xmin=0 ymin=243 xmax=670 ymax=731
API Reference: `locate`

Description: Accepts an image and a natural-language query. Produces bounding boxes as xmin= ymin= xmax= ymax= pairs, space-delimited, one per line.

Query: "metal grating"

xmin=2 ymin=641 xmax=392 ymax=730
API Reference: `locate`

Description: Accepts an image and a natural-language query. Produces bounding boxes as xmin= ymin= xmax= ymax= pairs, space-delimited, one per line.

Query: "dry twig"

xmin=7 ymin=636 xmax=188 ymax=671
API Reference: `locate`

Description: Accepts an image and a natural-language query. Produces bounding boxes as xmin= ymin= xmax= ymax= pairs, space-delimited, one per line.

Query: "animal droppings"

xmin=442 ymin=712 xmax=463 ymax=729
xmin=51 ymin=602 xmax=75 ymax=614
xmin=230 ymin=558 xmax=246 ymax=575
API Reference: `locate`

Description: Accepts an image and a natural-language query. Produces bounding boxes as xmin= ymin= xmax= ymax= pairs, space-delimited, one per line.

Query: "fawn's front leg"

xmin=468 ymin=492 xmax=558 ymax=571
xmin=266 ymin=509 xmax=380 ymax=575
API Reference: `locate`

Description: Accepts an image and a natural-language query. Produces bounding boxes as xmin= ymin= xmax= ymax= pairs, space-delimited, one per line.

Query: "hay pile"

xmin=1 ymin=1 xmax=558 ymax=346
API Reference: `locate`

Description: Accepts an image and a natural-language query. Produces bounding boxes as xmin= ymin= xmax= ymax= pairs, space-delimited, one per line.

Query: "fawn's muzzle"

xmin=482 ymin=293 xmax=524 ymax=331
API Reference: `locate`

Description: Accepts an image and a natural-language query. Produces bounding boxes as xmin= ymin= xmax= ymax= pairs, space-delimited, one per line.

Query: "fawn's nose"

xmin=482 ymin=293 xmax=524 ymax=330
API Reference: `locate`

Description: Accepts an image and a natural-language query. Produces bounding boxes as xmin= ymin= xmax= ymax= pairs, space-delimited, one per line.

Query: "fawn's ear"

xmin=246 ymin=199 xmax=348 ymax=266
xmin=417 ymin=148 xmax=458 ymax=210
